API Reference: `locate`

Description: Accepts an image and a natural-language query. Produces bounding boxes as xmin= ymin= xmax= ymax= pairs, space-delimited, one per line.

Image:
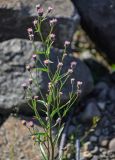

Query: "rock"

xmin=90 ymin=146 xmax=98 ymax=154
xmin=94 ymin=82 xmax=109 ymax=101
xmin=0 ymin=0 xmax=80 ymax=48
xmin=109 ymin=138 xmax=115 ymax=152
xmin=109 ymin=87 xmax=115 ymax=102
xmin=99 ymin=136 xmax=109 ymax=147
xmin=0 ymin=116 xmax=42 ymax=160
xmin=97 ymin=102 xmax=106 ymax=111
xmin=90 ymin=136 xmax=98 ymax=143
xmin=79 ymin=102 xmax=100 ymax=122
xmin=71 ymin=0 xmax=115 ymax=62
xmin=0 ymin=39 xmax=93 ymax=115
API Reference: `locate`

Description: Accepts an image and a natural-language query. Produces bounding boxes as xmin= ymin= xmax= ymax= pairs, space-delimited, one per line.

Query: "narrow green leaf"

xmin=40 ymin=143 xmax=48 ymax=160
xmin=33 ymin=68 xmax=48 ymax=72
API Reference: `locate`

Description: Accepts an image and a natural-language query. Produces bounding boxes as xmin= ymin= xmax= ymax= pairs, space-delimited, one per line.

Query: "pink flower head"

xmin=32 ymin=54 xmax=37 ymax=61
xmin=57 ymin=62 xmax=63 ymax=68
xmin=28 ymin=121 xmax=34 ymax=128
xmin=37 ymin=7 xmax=44 ymax=16
xmin=49 ymin=18 xmax=57 ymax=26
xmin=50 ymin=33 xmax=55 ymax=41
xmin=48 ymin=6 xmax=53 ymax=13
xmin=44 ymin=59 xmax=53 ymax=65
xmin=71 ymin=61 xmax=77 ymax=69
xmin=22 ymin=83 xmax=28 ymax=90
xmin=64 ymin=41 xmax=70 ymax=47
xmin=77 ymin=81 xmax=83 ymax=86
xmin=27 ymin=28 xmax=33 ymax=35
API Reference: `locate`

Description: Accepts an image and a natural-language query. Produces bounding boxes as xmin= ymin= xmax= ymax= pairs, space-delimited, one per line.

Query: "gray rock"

xmin=109 ymin=138 xmax=115 ymax=152
xmin=99 ymin=136 xmax=109 ymax=147
xmin=94 ymin=129 xmax=101 ymax=137
xmin=0 ymin=0 xmax=80 ymax=48
xmin=109 ymin=87 xmax=115 ymax=102
xmin=90 ymin=136 xmax=98 ymax=143
xmin=79 ymin=102 xmax=100 ymax=122
xmin=94 ymin=82 xmax=109 ymax=100
xmin=90 ymin=146 xmax=98 ymax=154
xmin=97 ymin=102 xmax=106 ymax=111
xmin=0 ymin=39 xmax=93 ymax=115
xmin=71 ymin=0 xmax=115 ymax=62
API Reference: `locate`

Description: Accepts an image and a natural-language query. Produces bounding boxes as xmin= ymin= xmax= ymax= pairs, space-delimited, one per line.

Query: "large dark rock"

xmin=71 ymin=0 xmax=115 ymax=62
xmin=0 ymin=0 xmax=80 ymax=48
xmin=0 ymin=39 xmax=93 ymax=115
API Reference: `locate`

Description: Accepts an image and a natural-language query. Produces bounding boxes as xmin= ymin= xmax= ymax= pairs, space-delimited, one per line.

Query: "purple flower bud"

xmin=67 ymin=69 xmax=73 ymax=74
xmin=64 ymin=41 xmax=70 ymax=47
xmin=26 ymin=65 xmax=31 ymax=71
xmin=57 ymin=62 xmax=63 ymax=68
xmin=44 ymin=59 xmax=53 ymax=65
xmin=27 ymin=28 xmax=33 ymax=35
xmin=71 ymin=61 xmax=77 ymax=69
xmin=36 ymin=4 xmax=41 ymax=10
xmin=48 ymin=6 xmax=53 ymax=13
xmin=33 ymin=19 xmax=38 ymax=26
xmin=22 ymin=83 xmax=28 ymax=90
xmin=49 ymin=33 xmax=55 ymax=41
xmin=29 ymin=34 xmax=34 ymax=41
xmin=29 ymin=78 xmax=32 ymax=85
xmin=37 ymin=7 xmax=44 ymax=16
xmin=71 ymin=78 xmax=75 ymax=84
xmin=32 ymin=54 xmax=37 ymax=61
xmin=28 ymin=121 xmax=34 ymax=127
xmin=49 ymin=18 xmax=57 ymax=26
xmin=21 ymin=120 xmax=26 ymax=126
xmin=34 ymin=96 xmax=39 ymax=100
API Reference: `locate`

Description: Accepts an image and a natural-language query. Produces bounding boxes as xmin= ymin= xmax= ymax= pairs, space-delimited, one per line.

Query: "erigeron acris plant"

xmin=21 ymin=4 xmax=82 ymax=160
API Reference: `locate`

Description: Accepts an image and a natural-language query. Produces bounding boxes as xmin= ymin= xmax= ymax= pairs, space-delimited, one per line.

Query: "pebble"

xmin=109 ymin=138 xmax=115 ymax=152
xmin=90 ymin=136 xmax=98 ymax=142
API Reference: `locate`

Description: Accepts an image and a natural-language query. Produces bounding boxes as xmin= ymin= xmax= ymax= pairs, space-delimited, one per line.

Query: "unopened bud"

xmin=33 ymin=19 xmax=38 ymax=26
xmin=26 ymin=65 xmax=31 ymax=71
xmin=67 ymin=69 xmax=73 ymax=74
xmin=31 ymin=135 xmax=36 ymax=140
xmin=49 ymin=18 xmax=57 ymax=26
xmin=56 ymin=118 xmax=61 ymax=124
xmin=32 ymin=54 xmax=37 ymax=61
xmin=71 ymin=78 xmax=75 ymax=84
xmin=21 ymin=120 xmax=26 ymax=126
xmin=29 ymin=78 xmax=32 ymax=85
xmin=37 ymin=8 xmax=44 ymax=16
xmin=57 ymin=62 xmax=63 ymax=68
xmin=27 ymin=28 xmax=33 ymax=35
xmin=71 ymin=61 xmax=77 ymax=69
xmin=22 ymin=83 xmax=28 ymax=90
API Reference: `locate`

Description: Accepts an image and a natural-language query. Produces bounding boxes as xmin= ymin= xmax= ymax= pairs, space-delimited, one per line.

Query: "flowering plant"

xmin=22 ymin=4 xmax=82 ymax=160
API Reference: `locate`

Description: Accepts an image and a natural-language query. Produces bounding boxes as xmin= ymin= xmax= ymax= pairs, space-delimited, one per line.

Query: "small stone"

xmin=91 ymin=155 xmax=98 ymax=160
xmin=109 ymin=87 xmax=115 ymax=102
xmin=94 ymin=129 xmax=101 ymax=136
xmin=80 ymin=102 xmax=101 ymax=122
xmin=99 ymin=136 xmax=109 ymax=147
xmin=109 ymin=138 xmax=115 ymax=152
xmin=97 ymin=102 xmax=106 ymax=110
xmin=90 ymin=146 xmax=98 ymax=154
xmin=90 ymin=136 xmax=98 ymax=142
